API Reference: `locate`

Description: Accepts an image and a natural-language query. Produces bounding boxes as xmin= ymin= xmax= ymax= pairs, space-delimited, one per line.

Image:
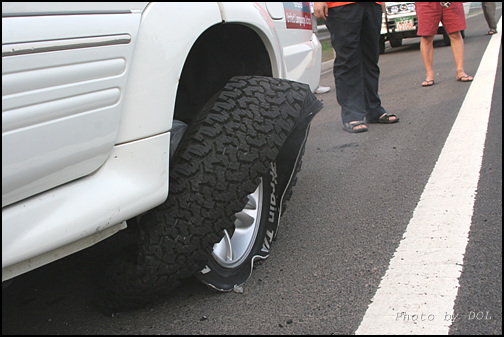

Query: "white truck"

xmin=2 ymin=2 xmax=323 ymax=310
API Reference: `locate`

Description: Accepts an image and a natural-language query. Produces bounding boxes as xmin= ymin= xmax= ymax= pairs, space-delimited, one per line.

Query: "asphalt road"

xmin=2 ymin=8 xmax=502 ymax=335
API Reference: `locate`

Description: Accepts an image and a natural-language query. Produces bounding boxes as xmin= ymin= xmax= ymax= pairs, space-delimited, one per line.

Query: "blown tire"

xmin=101 ymin=76 xmax=322 ymax=310
xmin=196 ymin=161 xmax=280 ymax=291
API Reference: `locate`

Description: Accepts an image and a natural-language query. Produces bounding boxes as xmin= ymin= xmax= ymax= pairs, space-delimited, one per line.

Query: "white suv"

xmin=2 ymin=2 xmax=323 ymax=309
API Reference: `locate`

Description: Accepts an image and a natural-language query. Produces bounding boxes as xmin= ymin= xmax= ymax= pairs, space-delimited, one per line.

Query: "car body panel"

xmin=2 ymin=133 xmax=170 ymax=280
xmin=115 ymin=2 xmax=224 ymax=143
xmin=260 ymin=1 xmax=321 ymax=91
xmin=2 ymin=2 xmax=321 ymax=282
xmin=2 ymin=12 xmax=141 ymax=206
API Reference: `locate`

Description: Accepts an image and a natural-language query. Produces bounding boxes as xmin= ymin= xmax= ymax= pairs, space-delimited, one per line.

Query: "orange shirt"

xmin=326 ymin=2 xmax=382 ymax=7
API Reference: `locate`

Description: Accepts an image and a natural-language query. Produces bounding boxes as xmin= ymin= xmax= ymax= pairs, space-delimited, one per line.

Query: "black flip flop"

xmin=422 ymin=79 xmax=435 ymax=87
xmin=367 ymin=113 xmax=399 ymax=124
xmin=456 ymin=75 xmax=473 ymax=82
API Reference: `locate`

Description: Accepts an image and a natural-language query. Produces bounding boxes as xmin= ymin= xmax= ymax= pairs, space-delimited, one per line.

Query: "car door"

xmin=2 ymin=2 xmax=147 ymax=207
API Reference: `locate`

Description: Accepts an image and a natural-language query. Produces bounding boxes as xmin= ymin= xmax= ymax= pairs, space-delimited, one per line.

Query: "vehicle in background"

xmin=380 ymin=2 xmax=471 ymax=54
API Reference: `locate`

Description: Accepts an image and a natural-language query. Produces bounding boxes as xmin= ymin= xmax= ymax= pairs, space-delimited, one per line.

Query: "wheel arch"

xmin=174 ymin=23 xmax=276 ymax=126
xmin=115 ymin=2 xmax=224 ymax=144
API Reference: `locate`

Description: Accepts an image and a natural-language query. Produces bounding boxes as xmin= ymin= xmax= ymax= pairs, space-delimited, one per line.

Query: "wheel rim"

xmin=211 ymin=180 xmax=263 ymax=268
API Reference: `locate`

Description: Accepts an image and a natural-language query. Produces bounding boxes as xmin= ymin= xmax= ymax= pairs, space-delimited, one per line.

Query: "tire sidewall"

xmin=196 ymin=162 xmax=280 ymax=291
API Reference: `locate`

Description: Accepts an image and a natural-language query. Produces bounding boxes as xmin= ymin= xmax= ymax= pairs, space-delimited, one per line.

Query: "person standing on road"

xmin=416 ymin=2 xmax=474 ymax=87
xmin=482 ymin=2 xmax=498 ymax=35
xmin=313 ymin=2 xmax=399 ymax=133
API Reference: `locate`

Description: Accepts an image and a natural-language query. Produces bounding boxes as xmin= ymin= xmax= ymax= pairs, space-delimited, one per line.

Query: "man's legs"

xmin=361 ymin=3 xmax=389 ymax=121
xmin=449 ymin=31 xmax=473 ymax=80
xmin=482 ymin=2 xmax=497 ymax=31
xmin=325 ymin=4 xmax=367 ymax=126
xmin=420 ymin=35 xmax=436 ymax=84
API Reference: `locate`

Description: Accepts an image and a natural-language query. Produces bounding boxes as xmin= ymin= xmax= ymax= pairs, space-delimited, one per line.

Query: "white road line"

xmin=356 ymin=18 xmax=502 ymax=335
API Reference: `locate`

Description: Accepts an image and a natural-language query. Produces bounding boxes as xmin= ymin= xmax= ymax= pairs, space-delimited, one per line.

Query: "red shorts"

xmin=415 ymin=2 xmax=466 ymax=35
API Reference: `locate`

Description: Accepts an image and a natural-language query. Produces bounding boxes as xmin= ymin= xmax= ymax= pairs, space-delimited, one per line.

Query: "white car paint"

xmin=2 ymin=2 xmax=321 ymax=282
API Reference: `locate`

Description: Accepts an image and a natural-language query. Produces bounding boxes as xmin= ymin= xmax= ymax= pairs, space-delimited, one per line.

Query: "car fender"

xmin=116 ymin=2 xmax=223 ymax=143
xmin=217 ymin=2 xmax=286 ymax=78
